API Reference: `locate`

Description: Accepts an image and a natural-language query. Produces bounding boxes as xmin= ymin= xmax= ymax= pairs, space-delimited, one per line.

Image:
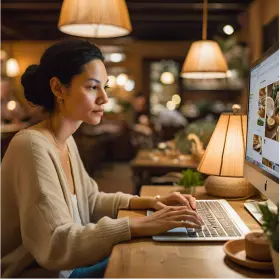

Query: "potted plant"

xmin=177 ymin=169 xmax=205 ymax=195
xmin=259 ymin=203 xmax=279 ymax=277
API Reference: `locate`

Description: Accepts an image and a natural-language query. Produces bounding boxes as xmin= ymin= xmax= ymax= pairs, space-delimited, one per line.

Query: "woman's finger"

xmin=154 ymin=201 xmax=167 ymax=210
xmin=182 ymin=194 xmax=196 ymax=209
xmin=165 ymin=208 xmax=199 ymax=218
xmin=170 ymin=221 xmax=202 ymax=229
xmin=169 ymin=214 xmax=203 ymax=226
xmin=171 ymin=192 xmax=192 ymax=209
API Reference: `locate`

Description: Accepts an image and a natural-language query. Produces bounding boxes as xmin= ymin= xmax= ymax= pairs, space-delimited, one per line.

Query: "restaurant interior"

xmin=1 ymin=0 xmax=280 ymax=277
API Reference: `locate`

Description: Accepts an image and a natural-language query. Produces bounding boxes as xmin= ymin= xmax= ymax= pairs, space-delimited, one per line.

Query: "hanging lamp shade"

xmin=181 ymin=40 xmax=228 ymax=79
xmin=58 ymin=0 xmax=132 ymax=38
xmin=181 ymin=0 xmax=228 ymax=79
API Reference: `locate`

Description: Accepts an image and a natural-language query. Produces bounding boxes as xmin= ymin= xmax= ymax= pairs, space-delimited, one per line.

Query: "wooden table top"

xmin=105 ymin=186 xmax=274 ymax=278
xmin=130 ymin=149 xmax=198 ymax=169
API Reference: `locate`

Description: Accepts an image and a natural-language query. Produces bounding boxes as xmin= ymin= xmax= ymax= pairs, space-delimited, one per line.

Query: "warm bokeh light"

xmin=0 ymin=50 xmax=7 ymax=60
xmin=6 ymin=58 xmax=20 ymax=77
xmin=223 ymin=25 xmax=234 ymax=35
xmin=172 ymin=94 xmax=181 ymax=105
xmin=160 ymin=71 xmax=175 ymax=84
xmin=109 ymin=53 xmax=125 ymax=63
xmin=124 ymin=79 xmax=135 ymax=91
xmin=166 ymin=101 xmax=176 ymax=110
xmin=7 ymin=100 xmax=17 ymax=111
xmin=104 ymin=98 xmax=116 ymax=112
xmin=108 ymin=75 xmax=117 ymax=88
xmin=116 ymin=74 xmax=128 ymax=86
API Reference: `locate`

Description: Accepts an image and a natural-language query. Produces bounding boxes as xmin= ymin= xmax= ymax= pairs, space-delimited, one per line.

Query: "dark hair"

xmin=21 ymin=39 xmax=104 ymax=112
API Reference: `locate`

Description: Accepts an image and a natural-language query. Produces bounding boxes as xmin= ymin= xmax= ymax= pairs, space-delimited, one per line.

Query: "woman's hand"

xmin=152 ymin=192 xmax=196 ymax=211
xmin=130 ymin=206 xmax=203 ymax=237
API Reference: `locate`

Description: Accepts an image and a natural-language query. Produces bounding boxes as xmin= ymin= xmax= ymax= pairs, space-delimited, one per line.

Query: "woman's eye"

xmin=104 ymin=85 xmax=110 ymax=90
xmin=87 ymin=85 xmax=97 ymax=90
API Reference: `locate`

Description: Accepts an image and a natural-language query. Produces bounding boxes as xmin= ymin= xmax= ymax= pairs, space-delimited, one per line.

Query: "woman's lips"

xmin=92 ymin=110 xmax=104 ymax=116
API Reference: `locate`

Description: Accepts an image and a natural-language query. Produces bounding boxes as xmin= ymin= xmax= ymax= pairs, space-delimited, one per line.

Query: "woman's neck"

xmin=48 ymin=112 xmax=82 ymax=147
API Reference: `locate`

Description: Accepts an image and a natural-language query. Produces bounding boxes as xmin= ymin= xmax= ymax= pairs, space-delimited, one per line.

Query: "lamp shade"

xmin=58 ymin=0 xmax=132 ymax=38
xmin=197 ymin=113 xmax=247 ymax=177
xmin=181 ymin=40 xmax=228 ymax=79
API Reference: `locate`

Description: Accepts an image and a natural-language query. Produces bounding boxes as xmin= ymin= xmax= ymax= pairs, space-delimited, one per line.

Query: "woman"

xmin=1 ymin=40 xmax=202 ymax=278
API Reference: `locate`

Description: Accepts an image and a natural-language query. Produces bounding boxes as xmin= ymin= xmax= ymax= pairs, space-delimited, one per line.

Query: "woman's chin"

xmin=85 ymin=115 xmax=102 ymax=125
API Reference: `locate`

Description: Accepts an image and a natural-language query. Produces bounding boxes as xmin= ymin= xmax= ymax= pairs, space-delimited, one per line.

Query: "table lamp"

xmin=197 ymin=105 xmax=254 ymax=198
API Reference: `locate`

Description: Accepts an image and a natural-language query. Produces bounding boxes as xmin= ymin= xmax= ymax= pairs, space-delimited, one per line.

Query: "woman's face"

xmin=62 ymin=59 xmax=109 ymax=125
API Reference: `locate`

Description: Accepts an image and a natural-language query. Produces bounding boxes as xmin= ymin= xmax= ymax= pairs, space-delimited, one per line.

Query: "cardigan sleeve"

xmin=87 ymin=178 xmax=135 ymax=222
xmin=69 ymin=136 xmax=137 ymax=222
xmin=12 ymin=132 xmax=131 ymax=271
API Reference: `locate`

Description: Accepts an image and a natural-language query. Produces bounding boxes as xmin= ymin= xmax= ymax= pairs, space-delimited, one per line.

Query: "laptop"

xmin=147 ymin=199 xmax=250 ymax=241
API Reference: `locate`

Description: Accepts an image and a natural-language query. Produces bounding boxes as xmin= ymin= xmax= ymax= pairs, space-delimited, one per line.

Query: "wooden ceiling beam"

xmin=1 ymin=19 xmax=34 ymax=39
xmin=131 ymin=14 xmax=236 ymax=22
xmin=2 ymin=1 xmax=250 ymax=11
xmin=127 ymin=2 xmax=248 ymax=11
xmin=2 ymin=2 xmax=61 ymax=10
xmin=6 ymin=14 xmax=59 ymax=22
xmin=8 ymin=13 xmax=236 ymax=23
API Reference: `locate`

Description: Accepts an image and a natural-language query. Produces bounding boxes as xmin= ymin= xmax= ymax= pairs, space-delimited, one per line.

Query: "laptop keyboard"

xmin=193 ymin=201 xmax=242 ymax=238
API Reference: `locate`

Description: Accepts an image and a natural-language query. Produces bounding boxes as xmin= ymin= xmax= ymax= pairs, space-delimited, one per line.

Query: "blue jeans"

xmin=69 ymin=257 xmax=109 ymax=278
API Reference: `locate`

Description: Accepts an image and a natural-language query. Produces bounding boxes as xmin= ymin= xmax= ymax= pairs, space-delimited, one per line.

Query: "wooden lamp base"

xmin=204 ymin=176 xmax=255 ymax=198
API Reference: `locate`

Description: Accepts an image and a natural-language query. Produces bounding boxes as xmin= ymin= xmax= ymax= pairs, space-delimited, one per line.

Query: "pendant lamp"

xmin=181 ymin=0 xmax=228 ymax=79
xmin=58 ymin=0 xmax=132 ymax=38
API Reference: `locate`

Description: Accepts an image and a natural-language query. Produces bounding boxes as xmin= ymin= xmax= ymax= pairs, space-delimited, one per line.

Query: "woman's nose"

xmin=96 ymin=88 xmax=109 ymax=105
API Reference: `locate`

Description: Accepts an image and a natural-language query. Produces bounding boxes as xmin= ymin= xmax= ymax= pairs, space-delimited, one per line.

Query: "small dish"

xmin=224 ymin=239 xmax=274 ymax=271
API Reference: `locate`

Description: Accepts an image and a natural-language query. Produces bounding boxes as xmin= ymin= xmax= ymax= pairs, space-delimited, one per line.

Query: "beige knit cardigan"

xmin=1 ymin=130 xmax=134 ymax=278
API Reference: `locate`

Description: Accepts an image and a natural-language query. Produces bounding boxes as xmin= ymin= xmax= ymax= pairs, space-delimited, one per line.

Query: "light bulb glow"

xmin=124 ymin=79 xmax=135 ymax=91
xmin=6 ymin=58 xmax=20 ymax=77
xmin=172 ymin=94 xmax=181 ymax=105
xmin=116 ymin=74 xmax=128 ymax=86
xmin=160 ymin=72 xmax=175 ymax=84
xmin=166 ymin=101 xmax=176 ymax=110
xmin=223 ymin=25 xmax=234 ymax=35
xmin=104 ymin=98 xmax=116 ymax=112
xmin=108 ymin=75 xmax=117 ymax=88
xmin=7 ymin=100 xmax=16 ymax=111
xmin=181 ymin=72 xmax=227 ymax=79
xmin=109 ymin=53 xmax=125 ymax=63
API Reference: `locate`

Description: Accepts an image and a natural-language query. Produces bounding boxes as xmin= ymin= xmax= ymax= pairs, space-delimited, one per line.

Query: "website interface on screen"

xmin=246 ymin=49 xmax=279 ymax=179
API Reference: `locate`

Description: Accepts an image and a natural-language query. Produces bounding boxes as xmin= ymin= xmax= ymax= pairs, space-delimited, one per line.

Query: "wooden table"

xmin=105 ymin=186 xmax=275 ymax=278
xmin=131 ymin=150 xmax=198 ymax=194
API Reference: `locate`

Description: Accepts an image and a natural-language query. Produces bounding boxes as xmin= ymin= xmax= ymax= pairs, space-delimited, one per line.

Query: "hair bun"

xmin=21 ymin=64 xmax=39 ymax=85
xmin=21 ymin=64 xmax=45 ymax=106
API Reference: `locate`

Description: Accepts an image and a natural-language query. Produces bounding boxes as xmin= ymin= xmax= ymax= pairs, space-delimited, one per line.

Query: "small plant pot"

xmin=173 ymin=183 xmax=197 ymax=196
xmin=183 ymin=186 xmax=196 ymax=196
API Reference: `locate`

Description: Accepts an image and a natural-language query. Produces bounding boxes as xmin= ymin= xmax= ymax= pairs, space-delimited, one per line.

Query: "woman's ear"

xmin=50 ymin=77 xmax=64 ymax=99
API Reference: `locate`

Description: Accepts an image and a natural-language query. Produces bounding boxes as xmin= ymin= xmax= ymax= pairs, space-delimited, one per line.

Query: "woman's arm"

xmin=129 ymin=192 xmax=196 ymax=211
xmin=129 ymin=196 xmax=157 ymax=209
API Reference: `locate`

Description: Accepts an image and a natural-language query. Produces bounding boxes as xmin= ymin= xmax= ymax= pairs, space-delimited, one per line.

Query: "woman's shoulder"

xmin=2 ymin=129 xmax=53 ymax=167
xmin=10 ymin=129 xmax=51 ymax=153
